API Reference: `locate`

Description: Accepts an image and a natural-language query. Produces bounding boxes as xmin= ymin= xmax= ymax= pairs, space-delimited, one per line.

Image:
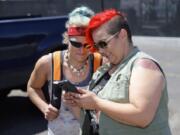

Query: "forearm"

xmin=28 ymin=87 xmax=48 ymax=114
xmin=95 ymin=98 xmax=152 ymax=127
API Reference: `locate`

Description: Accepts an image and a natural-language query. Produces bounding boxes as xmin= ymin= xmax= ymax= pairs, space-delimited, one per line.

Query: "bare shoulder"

xmin=35 ymin=53 xmax=52 ymax=69
xmin=36 ymin=53 xmax=51 ymax=65
xmin=132 ymin=58 xmax=165 ymax=84
xmin=28 ymin=53 xmax=52 ymax=86
xmin=134 ymin=58 xmax=161 ymax=71
xmin=32 ymin=53 xmax=52 ymax=79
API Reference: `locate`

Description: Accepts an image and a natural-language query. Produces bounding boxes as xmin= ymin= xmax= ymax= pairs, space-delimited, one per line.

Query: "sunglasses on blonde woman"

xmin=94 ymin=32 xmax=119 ymax=50
xmin=69 ymin=40 xmax=91 ymax=49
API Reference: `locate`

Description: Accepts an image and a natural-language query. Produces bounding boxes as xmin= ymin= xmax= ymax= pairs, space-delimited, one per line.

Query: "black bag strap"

xmin=83 ymin=65 xmax=111 ymax=135
xmin=89 ymin=64 xmax=111 ymax=91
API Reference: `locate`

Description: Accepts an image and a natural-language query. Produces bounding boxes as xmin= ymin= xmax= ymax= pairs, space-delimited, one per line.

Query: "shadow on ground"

xmin=0 ymin=96 xmax=47 ymax=135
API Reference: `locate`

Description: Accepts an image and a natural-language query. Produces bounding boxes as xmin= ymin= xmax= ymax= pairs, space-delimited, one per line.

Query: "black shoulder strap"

xmin=89 ymin=64 xmax=111 ymax=91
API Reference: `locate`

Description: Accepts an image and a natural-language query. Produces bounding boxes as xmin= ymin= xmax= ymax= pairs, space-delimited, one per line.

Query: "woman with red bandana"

xmin=27 ymin=6 xmax=103 ymax=135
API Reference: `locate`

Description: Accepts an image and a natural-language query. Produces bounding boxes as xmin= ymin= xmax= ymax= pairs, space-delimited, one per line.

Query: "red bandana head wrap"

xmin=68 ymin=27 xmax=86 ymax=36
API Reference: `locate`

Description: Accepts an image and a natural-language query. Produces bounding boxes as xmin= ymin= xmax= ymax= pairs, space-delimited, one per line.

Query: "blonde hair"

xmin=62 ymin=6 xmax=94 ymax=44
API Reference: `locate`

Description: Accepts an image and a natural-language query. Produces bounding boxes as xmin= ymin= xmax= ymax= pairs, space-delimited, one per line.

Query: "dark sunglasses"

xmin=94 ymin=32 xmax=119 ymax=50
xmin=69 ymin=40 xmax=91 ymax=49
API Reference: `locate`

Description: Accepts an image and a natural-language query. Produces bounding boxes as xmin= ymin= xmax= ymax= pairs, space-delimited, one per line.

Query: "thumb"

xmin=49 ymin=104 xmax=59 ymax=112
xmin=77 ymin=88 xmax=87 ymax=94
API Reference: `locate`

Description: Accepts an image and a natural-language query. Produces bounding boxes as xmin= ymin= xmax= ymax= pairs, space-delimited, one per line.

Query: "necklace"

xmin=64 ymin=51 xmax=88 ymax=77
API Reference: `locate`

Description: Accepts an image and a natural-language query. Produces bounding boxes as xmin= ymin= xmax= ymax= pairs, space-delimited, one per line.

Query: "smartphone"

xmin=59 ymin=80 xmax=79 ymax=93
xmin=51 ymin=80 xmax=78 ymax=109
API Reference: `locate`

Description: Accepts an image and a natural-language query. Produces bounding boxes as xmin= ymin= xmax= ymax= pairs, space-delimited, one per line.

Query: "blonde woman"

xmin=27 ymin=6 xmax=102 ymax=135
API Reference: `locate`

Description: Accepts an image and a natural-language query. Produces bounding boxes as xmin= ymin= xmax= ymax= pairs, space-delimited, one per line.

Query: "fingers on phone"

xmin=74 ymin=94 xmax=81 ymax=99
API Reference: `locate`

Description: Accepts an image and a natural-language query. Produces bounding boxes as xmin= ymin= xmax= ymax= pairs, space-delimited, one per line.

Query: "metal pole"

xmin=119 ymin=0 xmax=121 ymax=9
xmin=139 ymin=0 xmax=142 ymax=21
xmin=165 ymin=0 xmax=168 ymax=24
xmin=101 ymin=0 xmax=104 ymax=11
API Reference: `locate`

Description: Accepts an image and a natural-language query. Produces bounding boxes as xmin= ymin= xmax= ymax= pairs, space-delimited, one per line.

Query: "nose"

xmin=98 ymin=47 xmax=105 ymax=54
xmin=98 ymin=48 xmax=107 ymax=58
xmin=79 ymin=46 xmax=86 ymax=54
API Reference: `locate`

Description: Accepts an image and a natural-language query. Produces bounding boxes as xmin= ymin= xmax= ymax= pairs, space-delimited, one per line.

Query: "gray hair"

xmin=66 ymin=6 xmax=94 ymax=28
xmin=63 ymin=6 xmax=94 ymax=44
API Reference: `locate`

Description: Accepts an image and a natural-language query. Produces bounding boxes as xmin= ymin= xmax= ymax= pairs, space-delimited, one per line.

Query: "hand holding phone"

xmin=51 ymin=80 xmax=78 ymax=109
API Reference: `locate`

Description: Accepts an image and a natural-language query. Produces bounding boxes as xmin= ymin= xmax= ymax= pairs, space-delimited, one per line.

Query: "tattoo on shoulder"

xmin=134 ymin=58 xmax=160 ymax=71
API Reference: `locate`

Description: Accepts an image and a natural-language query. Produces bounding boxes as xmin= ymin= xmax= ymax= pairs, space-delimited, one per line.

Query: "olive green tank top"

xmin=93 ymin=47 xmax=171 ymax=135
